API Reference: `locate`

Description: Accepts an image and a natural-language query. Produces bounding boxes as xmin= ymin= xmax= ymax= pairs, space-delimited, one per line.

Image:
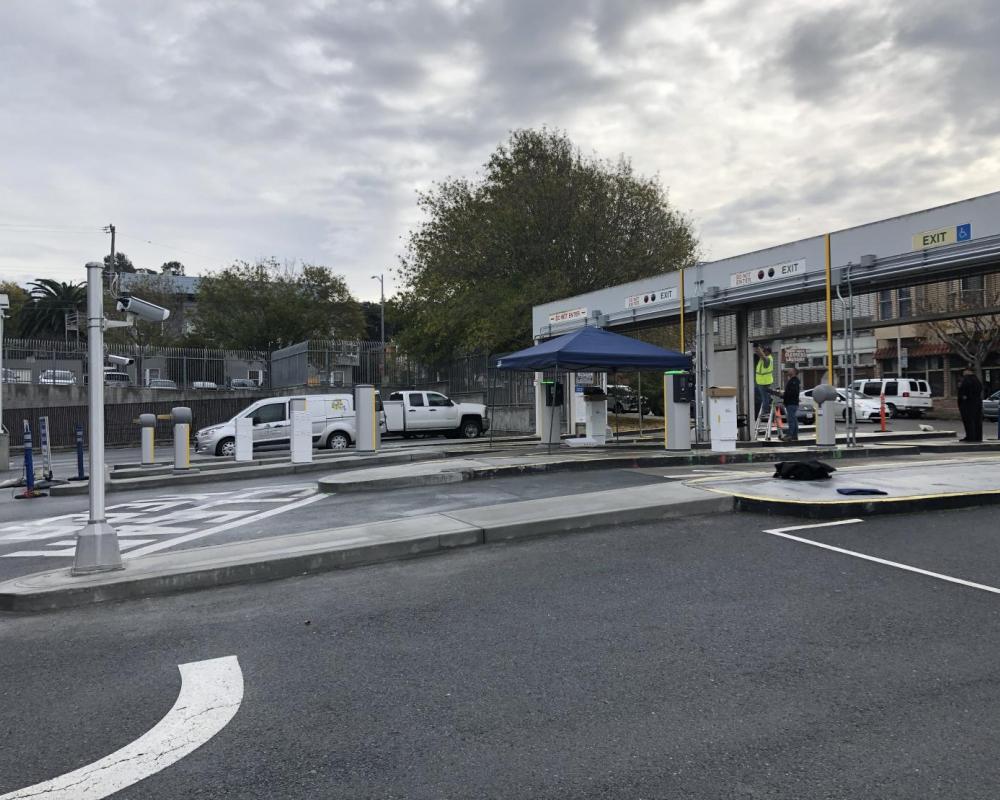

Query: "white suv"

xmin=851 ymin=378 xmax=933 ymax=418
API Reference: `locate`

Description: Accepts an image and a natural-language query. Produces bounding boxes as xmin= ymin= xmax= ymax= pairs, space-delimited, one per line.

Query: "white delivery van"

xmin=195 ymin=394 xmax=358 ymax=456
xmin=382 ymin=390 xmax=489 ymax=439
xmin=851 ymin=378 xmax=933 ymax=418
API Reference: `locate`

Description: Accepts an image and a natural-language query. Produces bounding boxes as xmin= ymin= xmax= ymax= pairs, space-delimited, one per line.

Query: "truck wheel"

xmin=460 ymin=418 xmax=482 ymax=439
xmin=216 ymin=437 xmax=235 ymax=457
xmin=327 ymin=431 xmax=351 ymax=449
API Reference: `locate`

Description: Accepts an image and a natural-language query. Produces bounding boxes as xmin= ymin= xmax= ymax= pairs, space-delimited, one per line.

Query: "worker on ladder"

xmin=754 ymin=344 xmax=775 ymax=416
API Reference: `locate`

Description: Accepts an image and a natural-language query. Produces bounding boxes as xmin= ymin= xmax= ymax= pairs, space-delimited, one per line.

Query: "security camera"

xmin=107 ymin=354 xmax=134 ymax=367
xmin=116 ymin=295 xmax=170 ymax=324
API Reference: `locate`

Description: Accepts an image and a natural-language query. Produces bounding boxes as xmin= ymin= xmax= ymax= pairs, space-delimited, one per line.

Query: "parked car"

xmin=383 ymin=391 xmax=490 ymax=439
xmin=2 ymin=367 xmax=22 ymax=383
xmin=195 ymin=393 xmax=359 ymax=456
xmin=850 ymin=377 xmax=933 ymax=418
xmin=229 ymin=378 xmax=260 ymax=390
xmin=104 ymin=370 xmax=132 ymax=386
xmin=801 ymin=387 xmax=882 ymax=422
xmin=607 ymin=384 xmax=651 ymax=415
xmin=148 ymin=379 xmax=178 ymax=390
xmin=192 ymin=381 xmax=218 ymax=390
xmin=984 ymin=391 xmax=1000 ymax=421
xmin=38 ymin=369 xmax=77 ymax=385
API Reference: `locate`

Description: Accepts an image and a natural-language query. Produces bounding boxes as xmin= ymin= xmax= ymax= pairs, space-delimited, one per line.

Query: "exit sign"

xmin=912 ymin=224 xmax=971 ymax=251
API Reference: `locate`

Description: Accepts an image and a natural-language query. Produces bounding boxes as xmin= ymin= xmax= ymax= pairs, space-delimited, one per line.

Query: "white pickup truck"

xmin=383 ymin=390 xmax=490 ymax=439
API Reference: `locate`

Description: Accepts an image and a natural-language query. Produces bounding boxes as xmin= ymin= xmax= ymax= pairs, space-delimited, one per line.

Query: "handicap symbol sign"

xmin=957 ymin=223 xmax=972 ymax=241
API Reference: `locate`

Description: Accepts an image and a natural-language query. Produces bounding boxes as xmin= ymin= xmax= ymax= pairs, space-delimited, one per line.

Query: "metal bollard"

xmin=15 ymin=420 xmax=47 ymax=499
xmin=140 ymin=413 xmax=157 ymax=466
xmin=170 ymin=406 xmax=197 ymax=473
xmin=68 ymin=423 xmax=88 ymax=481
xmin=289 ymin=396 xmax=312 ymax=463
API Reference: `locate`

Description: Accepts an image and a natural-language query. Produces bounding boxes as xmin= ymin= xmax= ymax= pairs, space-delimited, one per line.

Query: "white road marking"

xmin=761 ymin=524 xmax=1000 ymax=596
xmin=763 ymin=519 xmax=864 ymax=535
xmin=0 ymin=655 xmax=243 ymax=800
xmin=124 ymin=491 xmax=326 ymax=557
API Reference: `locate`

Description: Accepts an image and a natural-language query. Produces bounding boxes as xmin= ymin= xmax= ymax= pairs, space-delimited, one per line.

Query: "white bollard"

xmin=170 ymin=406 xmax=196 ymax=473
xmin=139 ymin=413 xmax=156 ymax=465
xmin=355 ymin=384 xmax=379 ymax=453
xmin=289 ymin=396 xmax=312 ymax=463
xmin=234 ymin=416 xmax=253 ymax=461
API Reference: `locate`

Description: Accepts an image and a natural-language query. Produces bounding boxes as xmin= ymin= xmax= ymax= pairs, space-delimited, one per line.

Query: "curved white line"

xmin=1 ymin=655 xmax=243 ymax=800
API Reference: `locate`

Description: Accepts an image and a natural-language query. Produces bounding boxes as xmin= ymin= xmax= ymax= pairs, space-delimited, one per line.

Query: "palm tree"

xmin=19 ymin=279 xmax=87 ymax=339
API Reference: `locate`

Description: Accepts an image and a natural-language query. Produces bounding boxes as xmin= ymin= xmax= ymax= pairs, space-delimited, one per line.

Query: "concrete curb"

xmin=0 ymin=485 xmax=730 ymax=611
xmin=318 ymin=444 xmax=921 ymax=493
xmin=729 ymin=489 xmax=1000 ymax=519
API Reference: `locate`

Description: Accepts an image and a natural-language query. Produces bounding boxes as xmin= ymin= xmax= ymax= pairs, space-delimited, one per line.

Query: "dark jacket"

xmin=958 ymin=374 xmax=983 ymax=406
xmin=783 ymin=376 xmax=801 ymax=406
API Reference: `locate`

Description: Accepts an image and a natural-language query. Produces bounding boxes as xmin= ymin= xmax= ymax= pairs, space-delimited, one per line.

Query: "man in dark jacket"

xmin=781 ymin=367 xmax=801 ymax=441
xmin=958 ymin=367 xmax=984 ymax=442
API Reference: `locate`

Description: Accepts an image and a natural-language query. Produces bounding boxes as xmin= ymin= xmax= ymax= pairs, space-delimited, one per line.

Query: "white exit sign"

xmin=730 ymin=258 xmax=805 ymax=288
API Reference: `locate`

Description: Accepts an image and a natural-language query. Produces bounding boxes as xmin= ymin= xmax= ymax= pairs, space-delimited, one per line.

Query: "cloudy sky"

xmin=2 ymin=0 xmax=998 ymax=301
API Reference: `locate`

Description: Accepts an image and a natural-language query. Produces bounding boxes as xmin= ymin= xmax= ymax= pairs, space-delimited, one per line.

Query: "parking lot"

xmin=3 ymin=503 xmax=1000 ymax=798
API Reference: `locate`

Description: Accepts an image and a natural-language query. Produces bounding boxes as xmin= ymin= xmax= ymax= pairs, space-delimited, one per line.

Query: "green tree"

xmin=0 ymin=281 xmax=30 ymax=338
xmin=104 ymin=251 xmax=136 ymax=273
xmin=360 ymin=299 xmax=404 ymax=343
xmin=192 ymin=259 xmax=364 ymax=350
xmin=395 ymin=128 xmax=698 ymax=362
xmin=18 ymin=279 xmax=86 ymax=339
xmin=161 ymin=261 xmax=185 ymax=276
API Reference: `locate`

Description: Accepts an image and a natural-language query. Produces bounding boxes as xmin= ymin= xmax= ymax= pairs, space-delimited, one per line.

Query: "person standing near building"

xmin=754 ymin=345 xmax=775 ymax=416
xmin=781 ymin=366 xmax=801 ymax=441
xmin=957 ymin=367 xmax=984 ymax=442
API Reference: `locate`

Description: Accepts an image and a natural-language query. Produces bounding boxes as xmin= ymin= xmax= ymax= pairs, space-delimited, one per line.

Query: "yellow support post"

xmin=824 ymin=234 xmax=834 ymax=382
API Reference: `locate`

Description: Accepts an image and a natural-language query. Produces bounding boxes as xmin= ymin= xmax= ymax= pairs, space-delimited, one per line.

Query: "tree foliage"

xmin=192 ymin=259 xmax=364 ymax=350
xmin=0 ymin=281 xmax=30 ymax=338
xmin=161 ymin=261 xmax=185 ymax=276
xmin=395 ymin=128 xmax=698 ymax=362
xmin=104 ymin=251 xmax=136 ymax=273
xmin=18 ymin=279 xmax=86 ymax=339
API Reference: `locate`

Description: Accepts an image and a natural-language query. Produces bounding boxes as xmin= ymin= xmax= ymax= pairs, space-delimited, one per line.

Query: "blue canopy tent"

xmin=491 ymin=326 xmax=691 ymax=447
xmin=495 ymin=325 xmax=691 ymax=372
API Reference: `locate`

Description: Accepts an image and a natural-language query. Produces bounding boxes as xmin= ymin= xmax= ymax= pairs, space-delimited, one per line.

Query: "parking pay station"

xmin=355 ymin=384 xmax=379 ymax=452
xmin=289 ymin=396 xmax=312 ymax=463
xmin=538 ymin=379 xmax=563 ymax=445
xmin=664 ymin=371 xmax=693 ymax=451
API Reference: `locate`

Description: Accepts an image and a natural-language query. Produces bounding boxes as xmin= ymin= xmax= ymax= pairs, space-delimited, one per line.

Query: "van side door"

xmin=250 ymin=401 xmax=289 ymax=446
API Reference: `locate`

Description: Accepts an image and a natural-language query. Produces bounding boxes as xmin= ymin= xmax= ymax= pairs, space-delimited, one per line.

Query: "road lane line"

xmin=0 ymin=655 xmax=243 ymax=800
xmin=763 ymin=519 xmax=864 ymax=535
xmin=124 ymin=491 xmax=326 ymax=557
xmin=761 ymin=527 xmax=1000 ymax=596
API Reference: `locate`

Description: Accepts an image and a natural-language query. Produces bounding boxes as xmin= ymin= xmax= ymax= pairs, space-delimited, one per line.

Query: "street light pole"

xmin=73 ymin=261 xmax=123 ymax=574
xmin=371 ymin=274 xmax=385 ymax=384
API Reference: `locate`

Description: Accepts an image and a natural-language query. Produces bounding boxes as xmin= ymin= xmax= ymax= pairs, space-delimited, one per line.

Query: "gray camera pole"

xmin=73 ymin=261 xmax=123 ymax=574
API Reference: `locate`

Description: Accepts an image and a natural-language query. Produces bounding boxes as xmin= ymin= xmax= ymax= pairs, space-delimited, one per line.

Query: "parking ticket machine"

xmin=539 ymin=379 xmax=563 ymax=445
xmin=664 ymin=371 xmax=693 ymax=451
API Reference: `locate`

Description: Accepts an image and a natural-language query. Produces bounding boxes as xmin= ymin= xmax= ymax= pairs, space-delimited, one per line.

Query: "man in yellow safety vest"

xmin=754 ymin=344 xmax=775 ymax=415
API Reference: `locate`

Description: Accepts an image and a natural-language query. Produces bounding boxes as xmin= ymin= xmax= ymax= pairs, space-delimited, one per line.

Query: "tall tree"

xmin=0 ymin=281 xmax=30 ymax=338
xmin=921 ymin=282 xmax=1000 ymax=380
xmin=395 ymin=128 xmax=698 ymax=362
xmin=18 ymin=279 xmax=86 ymax=338
xmin=192 ymin=259 xmax=364 ymax=350
xmin=360 ymin=299 xmax=404 ymax=343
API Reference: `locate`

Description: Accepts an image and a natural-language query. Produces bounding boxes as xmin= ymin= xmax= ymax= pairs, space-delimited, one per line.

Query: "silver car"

xmin=985 ymin=391 xmax=1000 ymax=421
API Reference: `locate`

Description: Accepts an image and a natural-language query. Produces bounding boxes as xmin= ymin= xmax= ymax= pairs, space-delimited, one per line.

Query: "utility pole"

xmin=103 ymin=224 xmax=116 ymax=276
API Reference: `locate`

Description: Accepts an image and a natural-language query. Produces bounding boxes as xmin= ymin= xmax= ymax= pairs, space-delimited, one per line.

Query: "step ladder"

xmin=754 ymin=393 xmax=784 ymax=442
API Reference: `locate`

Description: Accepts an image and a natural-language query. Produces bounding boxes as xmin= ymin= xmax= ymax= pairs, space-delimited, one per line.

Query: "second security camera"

xmin=107 ymin=354 xmax=134 ymax=366
xmin=116 ymin=295 xmax=170 ymax=324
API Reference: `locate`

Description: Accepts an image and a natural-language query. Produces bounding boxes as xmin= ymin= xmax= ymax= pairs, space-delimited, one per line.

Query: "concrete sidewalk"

xmin=694 ymin=455 xmax=1000 ymax=518
xmin=0 ymin=481 xmax=730 ymax=611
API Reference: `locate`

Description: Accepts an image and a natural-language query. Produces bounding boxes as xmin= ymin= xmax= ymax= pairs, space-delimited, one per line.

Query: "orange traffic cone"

xmin=775 ymin=404 xmax=785 ymax=439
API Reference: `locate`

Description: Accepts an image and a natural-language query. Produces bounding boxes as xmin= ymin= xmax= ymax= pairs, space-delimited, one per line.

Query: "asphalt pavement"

xmin=3 ymin=506 xmax=1000 ymax=798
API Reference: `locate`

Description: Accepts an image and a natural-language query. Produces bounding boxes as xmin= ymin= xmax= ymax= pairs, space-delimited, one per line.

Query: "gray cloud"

xmin=0 ymin=0 xmax=998 ymax=299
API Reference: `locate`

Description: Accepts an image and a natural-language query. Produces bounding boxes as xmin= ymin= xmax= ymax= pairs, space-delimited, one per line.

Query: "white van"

xmin=851 ymin=378 xmax=933 ymax=418
xmin=194 ymin=394 xmax=358 ymax=456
